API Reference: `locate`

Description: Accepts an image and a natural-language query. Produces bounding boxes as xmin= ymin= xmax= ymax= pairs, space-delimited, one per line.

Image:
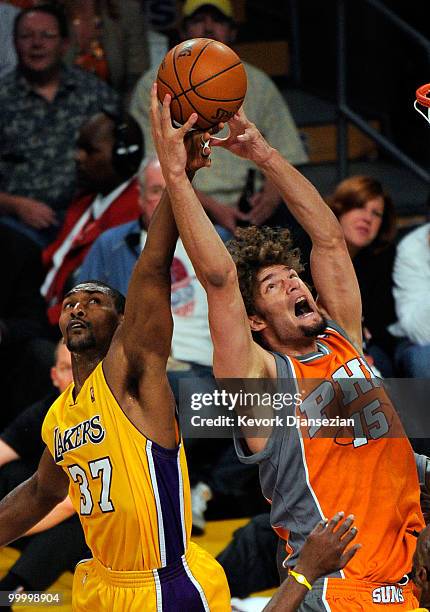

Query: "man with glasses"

xmin=0 ymin=3 xmax=118 ymax=247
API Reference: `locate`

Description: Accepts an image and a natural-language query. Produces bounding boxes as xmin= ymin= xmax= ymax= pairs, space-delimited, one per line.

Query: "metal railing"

xmin=336 ymin=0 xmax=430 ymax=183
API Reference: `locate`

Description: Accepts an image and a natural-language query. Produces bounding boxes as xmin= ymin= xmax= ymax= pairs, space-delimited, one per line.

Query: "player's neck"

xmin=264 ymin=332 xmax=318 ymax=358
xmin=71 ymin=354 xmax=102 ymax=399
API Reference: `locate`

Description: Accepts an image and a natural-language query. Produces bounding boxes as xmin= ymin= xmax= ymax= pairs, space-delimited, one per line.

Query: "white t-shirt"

xmin=389 ymin=223 xmax=430 ymax=345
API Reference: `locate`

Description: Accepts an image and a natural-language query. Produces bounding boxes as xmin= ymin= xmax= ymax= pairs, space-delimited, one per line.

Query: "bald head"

xmin=138 ymin=157 xmax=166 ymax=229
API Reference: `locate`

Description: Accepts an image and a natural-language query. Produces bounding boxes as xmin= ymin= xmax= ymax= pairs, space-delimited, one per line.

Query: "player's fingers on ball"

xmin=160 ymin=94 xmax=173 ymax=128
xmin=336 ymin=514 xmax=355 ymax=537
xmin=150 ymin=84 xmax=162 ymax=116
xmin=181 ymin=113 xmax=198 ymax=135
xmin=207 ymin=122 xmax=224 ymax=137
xmin=235 ymin=106 xmax=247 ymax=121
xmin=150 ymin=86 xmax=161 ymax=124
xmin=150 ymin=81 xmax=157 ymax=103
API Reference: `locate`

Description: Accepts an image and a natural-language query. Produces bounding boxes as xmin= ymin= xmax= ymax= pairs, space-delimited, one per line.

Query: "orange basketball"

xmin=157 ymin=38 xmax=247 ymax=130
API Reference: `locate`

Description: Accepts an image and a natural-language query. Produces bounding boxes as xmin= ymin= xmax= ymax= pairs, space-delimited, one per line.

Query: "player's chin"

xmin=67 ymin=332 xmax=97 ymax=352
xmin=299 ymin=312 xmax=327 ymax=338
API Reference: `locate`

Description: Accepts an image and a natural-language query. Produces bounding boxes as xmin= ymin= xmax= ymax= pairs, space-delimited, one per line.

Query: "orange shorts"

xmin=322 ymin=577 xmax=419 ymax=610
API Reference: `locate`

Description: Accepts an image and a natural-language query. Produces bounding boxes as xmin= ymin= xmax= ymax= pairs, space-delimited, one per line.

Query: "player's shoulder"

xmin=320 ymin=321 xmax=363 ymax=354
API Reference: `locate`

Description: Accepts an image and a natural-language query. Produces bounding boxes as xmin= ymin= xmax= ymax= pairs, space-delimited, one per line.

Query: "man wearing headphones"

xmin=41 ymin=111 xmax=143 ymax=327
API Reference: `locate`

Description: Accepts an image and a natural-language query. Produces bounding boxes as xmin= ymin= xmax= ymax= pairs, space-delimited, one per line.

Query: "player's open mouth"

xmin=294 ymin=297 xmax=313 ymax=318
xmin=68 ymin=321 xmax=87 ymax=331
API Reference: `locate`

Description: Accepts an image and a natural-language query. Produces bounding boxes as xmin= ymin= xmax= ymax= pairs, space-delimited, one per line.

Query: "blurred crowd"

xmin=0 ymin=0 xmax=429 ymax=605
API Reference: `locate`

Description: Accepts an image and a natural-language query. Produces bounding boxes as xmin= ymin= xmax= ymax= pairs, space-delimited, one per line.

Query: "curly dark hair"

xmin=227 ymin=226 xmax=303 ymax=315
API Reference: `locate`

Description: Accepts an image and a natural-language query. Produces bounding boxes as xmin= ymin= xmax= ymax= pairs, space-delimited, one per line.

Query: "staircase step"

xmin=301 ymin=122 xmax=380 ymax=163
xmin=298 ymin=160 xmax=430 ymax=217
xmin=283 ymin=88 xmax=381 ymax=163
xmin=284 ymin=89 xmax=338 ymax=126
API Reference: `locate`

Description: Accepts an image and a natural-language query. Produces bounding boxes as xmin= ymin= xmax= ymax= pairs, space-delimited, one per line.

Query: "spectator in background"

xmin=390 ymin=222 xmax=430 ymax=378
xmin=0 ymin=341 xmax=89 ymax=604
xmin=0 ymin=3 xmax=118 ymax=247
xmin=412 ymin=524 xmax=430 ymax=611
xmin=326 ymin=175 xmax=397 ymax=376
xmin=0 ymin=340 xmax=71 ymax=477
xmin=130 ymin=0 xmax=308 ymax=235
xmin=0 ymin=2 xmax=20 ymax=78
xmin=2 ymin=0 xmax=35 ymax=6
xmin=41 ymin=111 xmax=143 ymax=327
xmin=0 ymin=225 xmax=52 ymax=426
xmin=8 ymin=0 xmax=155 ymax=89
xmin=60 ymin=0 xmax=150 ymax=98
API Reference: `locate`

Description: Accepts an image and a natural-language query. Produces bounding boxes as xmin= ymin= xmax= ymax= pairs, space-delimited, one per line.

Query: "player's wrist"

xmin=254 ymin=146 xmax=277 ymax=170
xmin=293 ymin=563 xmax=318 ymax=585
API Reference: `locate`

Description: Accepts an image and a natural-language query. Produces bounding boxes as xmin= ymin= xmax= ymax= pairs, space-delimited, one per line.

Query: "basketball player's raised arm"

xmin=150 ymin=85 xmax=268 ymax=378
xmin=114 ymin=109 xmax=214 ymax=375
xmin=211 ymin=109 xmax=363 ymax=351
xmin=103 ymin=181 xmax=179 ymax=446
xmin=0 ymin=447 xmax=69 ymax=547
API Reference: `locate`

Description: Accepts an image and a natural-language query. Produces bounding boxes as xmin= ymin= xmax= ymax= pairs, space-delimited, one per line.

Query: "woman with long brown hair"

xmin=327 ymin=175 xmax=397 ymax=375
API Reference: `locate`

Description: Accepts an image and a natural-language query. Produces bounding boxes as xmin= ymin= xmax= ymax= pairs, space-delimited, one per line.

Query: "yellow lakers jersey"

xmin=42 ymin=361 xmax=192 ymax=571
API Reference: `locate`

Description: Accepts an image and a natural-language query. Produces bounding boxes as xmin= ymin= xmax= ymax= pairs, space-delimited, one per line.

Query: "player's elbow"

xmin=204 ymin=260 xmax=238 ymax=289
xmin=314 ymin=230 xmax=346 ymax=252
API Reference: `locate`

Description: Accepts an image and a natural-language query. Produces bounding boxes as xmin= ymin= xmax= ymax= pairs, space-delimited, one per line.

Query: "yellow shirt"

xmin=42 ymin=362 xmax=191 ymax=571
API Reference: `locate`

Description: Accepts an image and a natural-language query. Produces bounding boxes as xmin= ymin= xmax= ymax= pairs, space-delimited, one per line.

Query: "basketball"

xmin=156 ymin=38 xmax=247 ymax=130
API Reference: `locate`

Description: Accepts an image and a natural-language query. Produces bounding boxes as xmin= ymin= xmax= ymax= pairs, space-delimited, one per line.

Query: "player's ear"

xmin=248 ymin=314 xmax=266 ymax=332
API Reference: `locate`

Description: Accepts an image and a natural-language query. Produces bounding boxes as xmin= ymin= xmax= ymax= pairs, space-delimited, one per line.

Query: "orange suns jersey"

xmin=42 ymin=361 xmax=192 ymax=572
xmin=235 ymin=322 xmax=424 ymax=584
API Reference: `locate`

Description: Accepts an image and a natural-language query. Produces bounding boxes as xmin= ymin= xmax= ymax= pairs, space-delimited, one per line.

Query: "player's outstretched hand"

xmin=207 ymin=107 xmax=274 ymax=166
xmin=150 ymin=83 xmax=211 ymax=179
xmin=293 ymin=512 xmax=361 ymax=584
